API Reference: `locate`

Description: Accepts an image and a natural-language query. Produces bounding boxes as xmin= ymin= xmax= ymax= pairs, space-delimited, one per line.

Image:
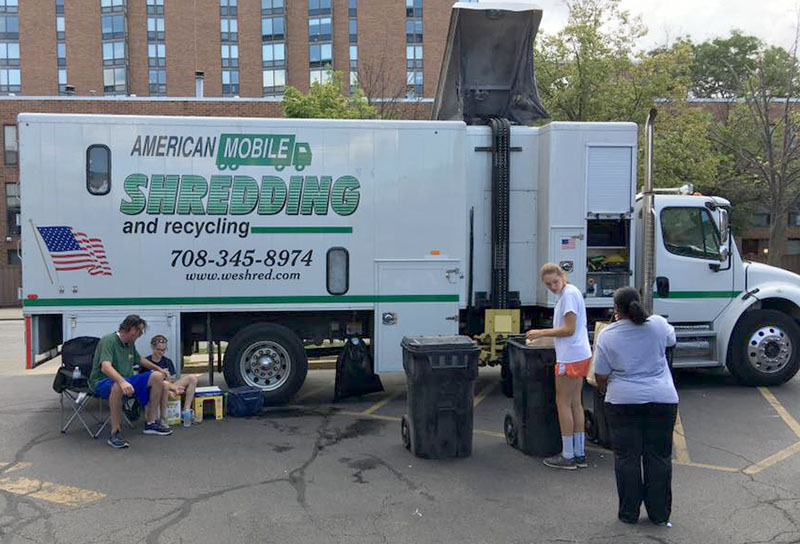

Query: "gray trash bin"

xmin=400 ymin=336 xmax=479 ymax=459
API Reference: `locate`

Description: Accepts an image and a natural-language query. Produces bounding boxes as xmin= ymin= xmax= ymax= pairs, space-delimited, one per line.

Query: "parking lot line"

xmin=473 ymin=381 xmax=498 ymax=407
xmin=758 ymin=387 xmax=800 ymax=438
xmin=743 ymin=441 xmax=800 ymax=475
xmin=0 ymin=462 xmax=31 ymax=474
xmin=0 ymin=475 xmax=105 ymax=506
xmin=362 ymin=390 xmax=403 ymax=415
xmin=673 ymin=411 xmax=692 ymax=464
xmin=294 ymin=382 xmax=332 ymax=403
xmin=674 ymin=460 xmax=740 ymax=473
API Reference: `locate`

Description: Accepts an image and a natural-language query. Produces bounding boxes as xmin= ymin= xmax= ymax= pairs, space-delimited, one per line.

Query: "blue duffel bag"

xmin=226 ymin=386 xmax=264 ymax=417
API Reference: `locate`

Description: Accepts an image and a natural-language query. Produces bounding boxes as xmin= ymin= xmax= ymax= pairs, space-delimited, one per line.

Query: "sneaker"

xmin=107 ymin=432 xmax=130 ymax=449
xmin=143 ymin=422 xmax=173 ymax=436
xmin=543 ymin=454 xmax=577 ymax=470
xmin=575 ymin=455 xmax=588 ymax=468
xmin=192 ymin=411 xmax=203 ymax=425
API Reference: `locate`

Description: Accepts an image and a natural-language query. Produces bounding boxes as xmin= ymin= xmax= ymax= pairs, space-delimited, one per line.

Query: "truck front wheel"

xmin=727 ymin=310 xmax=800 ymax=386
xmin=223 ymin=323 xmax=308 ymax=405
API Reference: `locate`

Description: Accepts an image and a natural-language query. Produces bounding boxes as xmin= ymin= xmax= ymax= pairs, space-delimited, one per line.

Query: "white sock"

xmin=574 ymin=432 xmax=586 ymax=457
xmin=561 ymin=436 xmax=574 ymax=459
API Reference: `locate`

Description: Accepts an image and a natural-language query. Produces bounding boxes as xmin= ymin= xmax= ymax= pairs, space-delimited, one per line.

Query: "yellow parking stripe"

xmin=362 ymin=391 xmax=403 ymax=415
xmin=672 ymin=411 xmax=691 ymax=464
xmin=758 ymin=387 xmax=800 ymax=439
xmin=0 ymin=462 xmax=31 ymax=474
xmin=0 ymin=476 xmax=105 ymax=506
xmin=674 ymin=460 xmax=740 ymax=473
xmin=743 ymin=441 xmax=800 ymax=475
xmin=473 ymin=381 xmax=498 ymax=407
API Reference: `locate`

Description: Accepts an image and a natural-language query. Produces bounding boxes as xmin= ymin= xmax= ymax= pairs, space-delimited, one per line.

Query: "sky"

xmin=527 ymin=0 xmax=799 ymax=52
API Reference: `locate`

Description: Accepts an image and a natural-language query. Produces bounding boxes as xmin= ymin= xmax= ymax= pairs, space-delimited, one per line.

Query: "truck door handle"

xmin=656 ymin=276 xmax=670 ymax=298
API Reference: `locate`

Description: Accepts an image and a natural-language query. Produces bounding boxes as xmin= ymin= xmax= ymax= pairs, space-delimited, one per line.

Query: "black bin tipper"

xmin=503 ymin=338 xmax=562 ymax=457
xmin=400 ymin=336 xmax=480 ymax=459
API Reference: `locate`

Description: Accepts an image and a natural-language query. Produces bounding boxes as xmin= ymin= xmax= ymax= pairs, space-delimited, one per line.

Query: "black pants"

xmin=605 ymin=403 xmax=678 ymax=524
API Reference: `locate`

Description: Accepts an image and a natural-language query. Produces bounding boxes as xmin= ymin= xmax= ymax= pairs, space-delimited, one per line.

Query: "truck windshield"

xmin=661 ymin=207 xmax=721 ymax=260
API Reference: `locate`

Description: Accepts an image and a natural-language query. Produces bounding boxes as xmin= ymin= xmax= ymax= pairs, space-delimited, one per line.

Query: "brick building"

xmin=0 ymin=0 xmax=453 ymax=306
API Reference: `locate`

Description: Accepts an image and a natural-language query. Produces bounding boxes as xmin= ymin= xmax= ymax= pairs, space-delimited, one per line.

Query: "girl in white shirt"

xmin=526 ymin=262 xmax=592 ymax=470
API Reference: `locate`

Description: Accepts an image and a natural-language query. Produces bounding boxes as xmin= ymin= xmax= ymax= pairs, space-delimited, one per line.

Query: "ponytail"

xmin=613 ymin=286 xmax=650 ymax=325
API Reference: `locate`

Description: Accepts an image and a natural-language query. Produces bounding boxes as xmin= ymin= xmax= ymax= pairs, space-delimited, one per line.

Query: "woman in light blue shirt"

xmin=594 ymin=286 xmax=678 ymax=526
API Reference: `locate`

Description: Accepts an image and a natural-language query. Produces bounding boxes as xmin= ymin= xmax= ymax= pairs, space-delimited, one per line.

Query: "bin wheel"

xmin=401 ymin=416 xmax=411 ymax=450
xmin=584 ymin=409 xmax=598 ymax=443
xmin=504 ymin=413 xmax=517 ymax=448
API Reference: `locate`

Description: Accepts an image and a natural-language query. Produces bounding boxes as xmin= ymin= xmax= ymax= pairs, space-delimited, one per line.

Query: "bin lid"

xmin=507 ymin=337 xmax=553 ymax=350
xmin=401 ymin=335 xmax=479 ymax=352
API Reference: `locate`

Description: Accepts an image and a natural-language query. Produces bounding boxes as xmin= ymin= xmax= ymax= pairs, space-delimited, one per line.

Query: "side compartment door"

xmin=374 ymin=259 xmax=461 ymax=373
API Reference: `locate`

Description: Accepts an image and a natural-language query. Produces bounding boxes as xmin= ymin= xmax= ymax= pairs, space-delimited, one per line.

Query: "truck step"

xmin=675 ymin=329 xmax=717 ymax=339
xmin=671 ymin=357 xmax=723 ymax=369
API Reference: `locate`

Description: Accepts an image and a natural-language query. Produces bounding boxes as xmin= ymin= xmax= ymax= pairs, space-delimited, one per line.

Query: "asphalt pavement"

xmin=1 ymin=318 xmax=800 ymax=544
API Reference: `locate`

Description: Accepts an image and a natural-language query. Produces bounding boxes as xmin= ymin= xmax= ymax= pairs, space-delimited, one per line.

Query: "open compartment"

xmin=586 ymin=219 xmax=630 ymax=298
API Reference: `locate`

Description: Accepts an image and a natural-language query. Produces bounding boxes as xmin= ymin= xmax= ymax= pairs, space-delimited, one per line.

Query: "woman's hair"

xmin=539 ymin=262 xmax=567 ymax=281
xmin=613 ymin=286 xmax=649 ymax=325
xmin=150 ymin=334 xmax=168 ymax=347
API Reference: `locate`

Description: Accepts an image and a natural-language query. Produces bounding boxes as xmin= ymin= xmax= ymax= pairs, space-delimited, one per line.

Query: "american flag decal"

xmin=37 ymin=226 xmax=112 ymax=276
xmin=561 ymin=238 xmax=575 ymax=250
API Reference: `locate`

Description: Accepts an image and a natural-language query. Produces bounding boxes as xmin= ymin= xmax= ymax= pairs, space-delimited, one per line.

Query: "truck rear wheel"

xmin=727 ymin=310 xmax=800 ymax=386
xmin=223 ymin=323 xmax=308 ymax=405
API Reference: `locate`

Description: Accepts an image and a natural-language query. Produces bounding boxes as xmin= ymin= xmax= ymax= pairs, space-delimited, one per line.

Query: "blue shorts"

xmin=93 ymin=370 xmax=152 ymax=406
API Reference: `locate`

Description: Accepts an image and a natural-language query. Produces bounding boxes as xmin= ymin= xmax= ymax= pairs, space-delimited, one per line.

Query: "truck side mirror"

xmin=719 ymin=245 xmax=730 ymax=262
xmin=719 ymin=209 xmax=729 ymax=244
xmin=656 ymin=276 xmax=670 ymax=298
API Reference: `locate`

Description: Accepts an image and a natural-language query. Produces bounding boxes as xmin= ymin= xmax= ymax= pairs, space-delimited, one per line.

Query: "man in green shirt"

xmin=89 ymin=315 xmax=174 ymax=448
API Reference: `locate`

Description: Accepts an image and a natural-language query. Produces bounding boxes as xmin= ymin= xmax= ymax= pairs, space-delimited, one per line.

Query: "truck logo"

xmin=216 ymin=134 xmax=312 ymax=172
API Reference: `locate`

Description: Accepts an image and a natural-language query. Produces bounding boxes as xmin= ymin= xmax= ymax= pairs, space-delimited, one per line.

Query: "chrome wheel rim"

xmin=747 ymin=326 xmax=792 ymax=374
xmin=239 ymin=341 xmax=291 ymax=391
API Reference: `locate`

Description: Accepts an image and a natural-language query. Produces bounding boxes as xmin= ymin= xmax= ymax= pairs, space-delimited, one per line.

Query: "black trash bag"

xmin=333 ymin=338 xmax=383 ymax=402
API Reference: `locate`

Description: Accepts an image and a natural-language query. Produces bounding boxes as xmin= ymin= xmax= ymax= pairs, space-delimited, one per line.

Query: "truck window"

xmin=86 ymin=145 xmax=111 ymax=195
xmin=661 ymin=207 xmax=721 ymax=261
xmin=326 ymin=247 xmax=349 ymax=295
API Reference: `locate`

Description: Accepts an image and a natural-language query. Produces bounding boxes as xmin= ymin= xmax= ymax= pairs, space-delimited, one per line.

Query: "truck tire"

xmin=223 ymin=323 xmax=308 ymax=405
xmin=727 ymin=310 xmax=800 ymax=386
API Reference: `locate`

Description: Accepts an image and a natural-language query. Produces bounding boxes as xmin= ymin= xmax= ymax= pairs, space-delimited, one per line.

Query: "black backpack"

xmin=226 ymin=386 xmax=265 ymax=417
xmin=53 ymin=336 xmax=100 ymax=393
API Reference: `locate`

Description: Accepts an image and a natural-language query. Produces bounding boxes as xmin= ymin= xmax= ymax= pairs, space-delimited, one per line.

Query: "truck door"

xmin=374 ymin=259 xmax=461 ymax=373
xmin=653 ymin=204 xmax=735 ymax=323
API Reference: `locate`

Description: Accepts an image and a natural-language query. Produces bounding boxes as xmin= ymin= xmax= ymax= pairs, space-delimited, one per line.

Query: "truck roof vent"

xmin=432 ymin=1 xmax=548 ymax=125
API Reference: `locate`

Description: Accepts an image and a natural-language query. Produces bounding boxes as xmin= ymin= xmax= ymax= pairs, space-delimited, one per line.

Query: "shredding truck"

xmin=20 ymin=2 xmax=800 ymax=402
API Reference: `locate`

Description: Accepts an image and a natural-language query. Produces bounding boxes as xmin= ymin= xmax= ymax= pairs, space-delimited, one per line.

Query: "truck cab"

xmin=639 ymin=191 xmax=800 ymax=385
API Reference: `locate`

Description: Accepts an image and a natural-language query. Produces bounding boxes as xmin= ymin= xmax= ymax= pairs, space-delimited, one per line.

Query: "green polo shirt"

xmin=88 ymin=332 xmax=141 ymax=391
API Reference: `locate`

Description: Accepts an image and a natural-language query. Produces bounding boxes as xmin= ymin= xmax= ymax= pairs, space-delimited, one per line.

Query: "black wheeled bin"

xmin=400 ymin=336 xmax=480 ymax=459
xmin=503 ymin=338 xmax=562 ymax=457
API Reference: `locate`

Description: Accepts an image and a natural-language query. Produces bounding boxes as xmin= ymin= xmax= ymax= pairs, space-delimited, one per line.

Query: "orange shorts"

xmin=555 ymin=357 xmax=591 ymax=378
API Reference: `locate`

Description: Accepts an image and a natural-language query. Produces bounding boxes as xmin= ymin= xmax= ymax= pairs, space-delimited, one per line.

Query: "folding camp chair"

xmin=53 ymin=336 xmax=108 ymax=438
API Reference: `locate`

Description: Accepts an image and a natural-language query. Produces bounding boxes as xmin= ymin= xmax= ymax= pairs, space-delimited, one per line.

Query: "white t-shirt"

xmin=553 ymin=283 xmax=592 ymax=363
xmin=593 ymin=315 xmax=679 ymax=405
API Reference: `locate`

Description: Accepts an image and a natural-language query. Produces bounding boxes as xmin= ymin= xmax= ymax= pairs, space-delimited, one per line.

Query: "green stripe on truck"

xmin=23 ymin=294 xmax=459 ymax=307
xmin=653 ymin=291 xmax=742 ymax=299
xmin=251 ymin=226 xmax=353 ymax=234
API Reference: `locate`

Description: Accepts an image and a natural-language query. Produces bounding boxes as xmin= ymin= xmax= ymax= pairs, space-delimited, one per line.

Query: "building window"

xmin=308 ymin=17 xmax=331 ymax=42
xmin=7 ymin=249 xmax=19 ymax=265
xmin=5 ymin=182 xmax=19 ymax=237
xmin=406 ymin=70 xmax=423 ymax=96
xmin=0 ymin=15 xmax=18 ymax=40
xmin=309 ymin=43 xmax=332 ymax=68
xmin=349 ymin=18 xmax=357 ymax=44
xmin=262 ymin=69 xmax=285 ymax=95
xmin=3 ymin=125 xmax=16 ymax=165
xmin=349 ymin=0 xmax=356 ymax=17
xmin=261 ymin=0 xmax=284 ymax=15
xmin=789 ymin=212 xmax=800 ymax=226
xmin=101 ymin=0 xmax=124 ymax=12
xmin=221 ymin=44 xmax=238 ymax=68
xmin=58 ymin=69 xmax=68 ymax=93
xmin=222 ymin=70 xmax=239 ymax=95
xmin=147 ymin=43 xmax=165 ymax=67
xmin=0 ymin=41 xmax=19 ymax=66
xmin=103 ymin=41 xmax=126 ymax=66
xmin=55 ymin=0 xmax=64 ymax=14
xmin=149 ymin=68 xmax=166 ymax=94
xmin=0 ymin=68 xmax=19 ymax=93
xmin=753 ymin=212 xmax=770 ymax=227
xmin=405 ymin=18 xmax=423 ymax=43
xmin=146 ymin=0 xmax=164 ymax=15
xmin=57 ymin=42 xmax=67 ymax=67
xmin=349 ymin=45 xmax=357 ymax=93
xmin=310 ymin=69 xmax=331 ymax=86
xmin=405 ymin=0 xmax=423 ymax=96
xmin=147 ymin=17 xmax=164 ymax=41
xmin=406 ymin=45 xmax=423 ymax=70
xmin=262 ymin=16 xmax=285 ymax=41
xmin=220 ymin=18 xmax=238 ymax=43
xmin=56 ymin=16 xmax=66 ymax=40
xmin=220 ymin=0 xmax=237 ymax=16
xmin=406 ymin=0 xmax=422 ymax=17
xmin=101 ymin=15 xmax=125 ymax=39
xmin=103 ymin=67 xmax=126 ymax=94
xmin=308 ymin=0 xmax=331 ymax=17
xmin=0 ymin=0 xmax=18 ymax=14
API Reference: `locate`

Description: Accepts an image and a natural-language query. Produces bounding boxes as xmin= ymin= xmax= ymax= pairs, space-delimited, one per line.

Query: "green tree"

xmin=282 ymin=69 xmax=377 ymax=119
xmin=690 ymin=31 xmax=762 ymax=98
